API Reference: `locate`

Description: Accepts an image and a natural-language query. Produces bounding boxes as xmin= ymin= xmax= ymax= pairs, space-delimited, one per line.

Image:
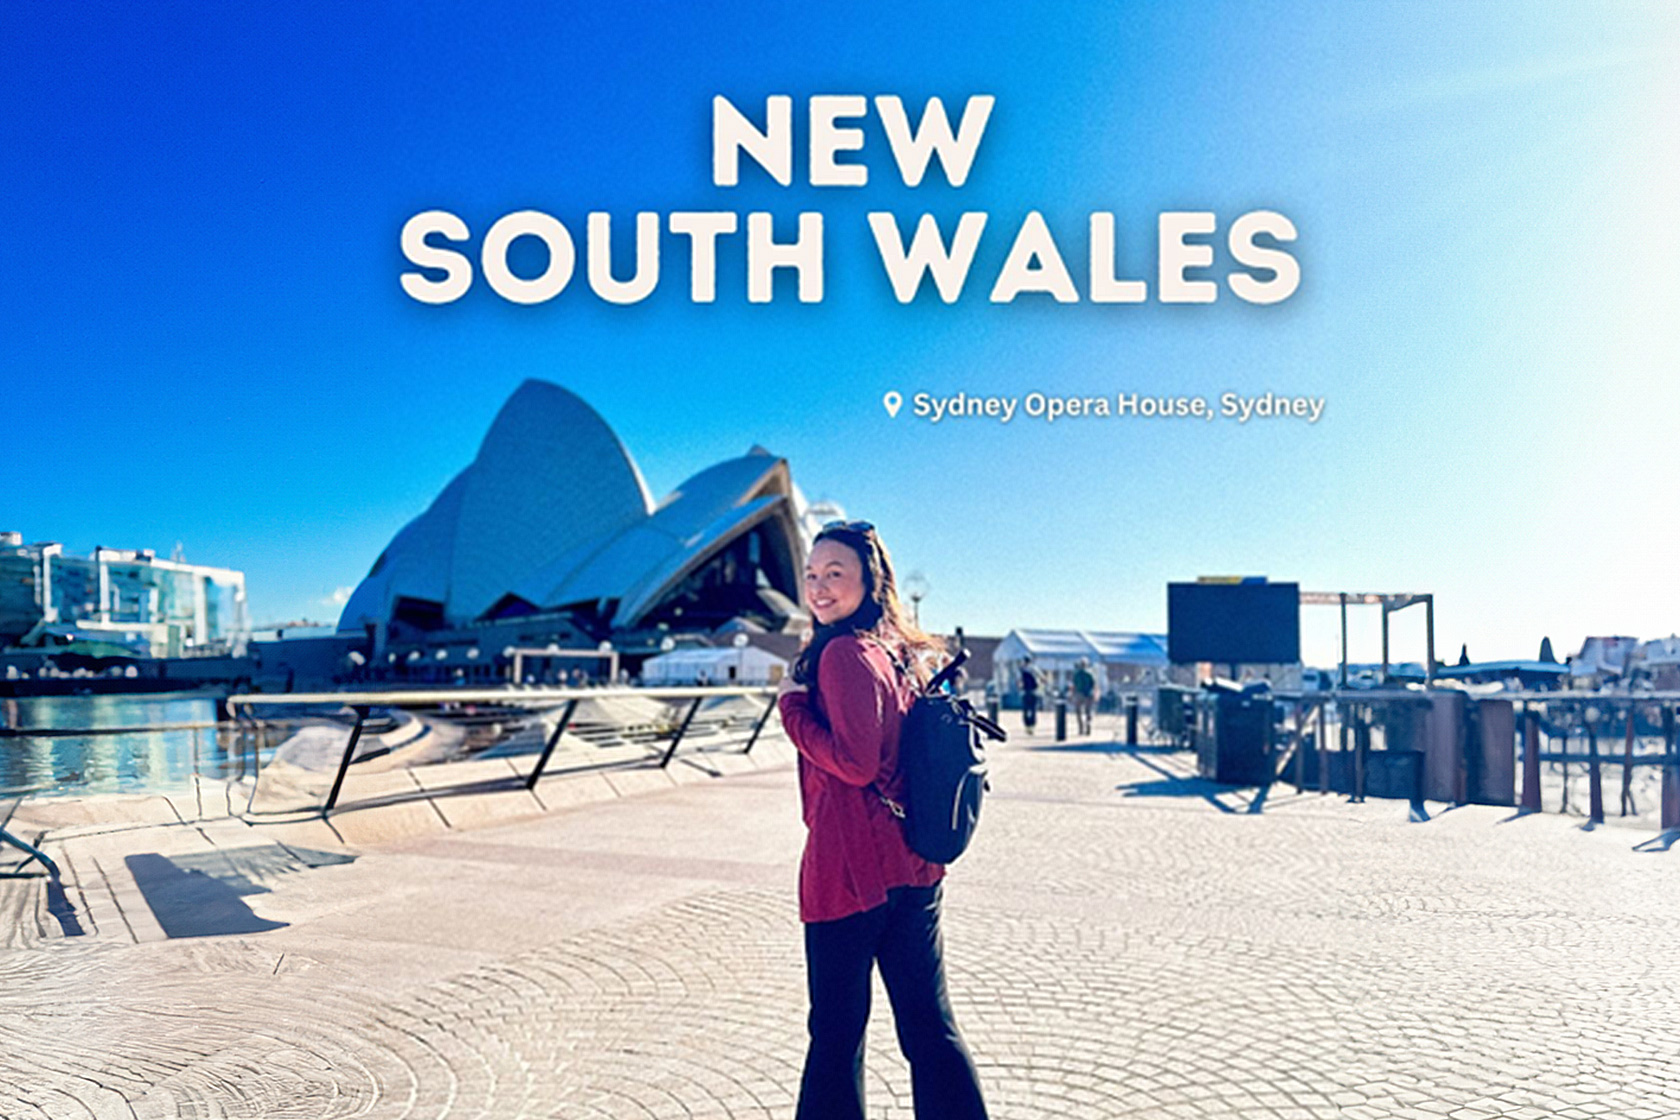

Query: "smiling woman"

xmin=774 ymin=521 xmax=987 ymax=1120
xmin=803 ymin=537 xmax=866 ymax=625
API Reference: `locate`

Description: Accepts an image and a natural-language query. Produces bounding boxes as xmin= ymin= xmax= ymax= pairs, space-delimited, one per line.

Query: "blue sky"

xmin=4 ymin=3 xmax=1677 ymax=665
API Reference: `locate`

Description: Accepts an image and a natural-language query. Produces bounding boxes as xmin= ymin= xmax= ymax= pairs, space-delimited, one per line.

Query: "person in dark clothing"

xmin=1071 ymin=658 xmax=1097 ymax=736
xmin=777 ymin=520 xmax=989 ymax=1120
xmin=1020 ymin=658 xmax=1041 ymax=734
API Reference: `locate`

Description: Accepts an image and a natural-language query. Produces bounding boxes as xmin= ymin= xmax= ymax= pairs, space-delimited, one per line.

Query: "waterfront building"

xmin=0 ymin=533 xmax=249 ymax=658
xmin=337 ymin=380 xmax=826 ymax=669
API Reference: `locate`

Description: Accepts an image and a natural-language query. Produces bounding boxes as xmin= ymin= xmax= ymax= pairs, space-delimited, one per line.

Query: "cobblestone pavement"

xmin=3 ymin=718 xmax=1679 ymax=1119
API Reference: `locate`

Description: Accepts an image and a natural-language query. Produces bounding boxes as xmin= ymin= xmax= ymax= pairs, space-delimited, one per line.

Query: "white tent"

xmin=993 ymin=629 xmax=1168 ymax=694
xmin=640 ymin=646 xmax=787 ymax=686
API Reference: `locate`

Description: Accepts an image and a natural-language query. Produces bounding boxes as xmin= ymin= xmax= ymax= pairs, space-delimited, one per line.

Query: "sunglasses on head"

xmin=819 ymin=519 xmax=875 ymax=535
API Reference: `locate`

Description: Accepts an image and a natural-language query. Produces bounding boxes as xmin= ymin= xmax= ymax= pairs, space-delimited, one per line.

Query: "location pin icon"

xmin=883 ymin=391 xmax=903 ymax=418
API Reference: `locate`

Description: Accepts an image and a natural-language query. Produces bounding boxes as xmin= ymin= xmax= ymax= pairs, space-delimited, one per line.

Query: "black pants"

xmin=797 ymin=883 xmax=988 ymax=1120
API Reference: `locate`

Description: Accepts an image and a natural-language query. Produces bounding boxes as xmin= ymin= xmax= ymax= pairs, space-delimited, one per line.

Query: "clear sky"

xmin=4 ymin=3 xmax=1677 ymax=667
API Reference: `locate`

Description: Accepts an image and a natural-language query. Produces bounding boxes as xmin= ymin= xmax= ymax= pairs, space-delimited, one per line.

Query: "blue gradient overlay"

xmin=3 ymin=3 xmax=1676 ymax=664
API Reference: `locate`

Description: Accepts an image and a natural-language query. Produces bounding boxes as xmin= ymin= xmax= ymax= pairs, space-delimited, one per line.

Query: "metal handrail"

xmin=1 ymin=790 xmax=59 ymax=876
xmin=226 ymin=685 xmax=781 ymax=814
xmin=227 ymin=685 xmax=777 ymax=707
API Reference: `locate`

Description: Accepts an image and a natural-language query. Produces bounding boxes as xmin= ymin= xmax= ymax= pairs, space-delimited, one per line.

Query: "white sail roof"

xmin=338 ymin=382 xmax=805 ymax=634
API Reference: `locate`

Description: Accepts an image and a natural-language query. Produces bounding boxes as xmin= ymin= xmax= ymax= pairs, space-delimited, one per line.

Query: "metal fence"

xmin=1162 ymin=686 xmax=1680 ymax=828
xmin=227 ymin=686 xmax=781 ymax=815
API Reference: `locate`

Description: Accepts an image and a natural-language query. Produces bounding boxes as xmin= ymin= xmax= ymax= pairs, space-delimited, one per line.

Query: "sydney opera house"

xmin=335 ymin=380 xmax=830 ymax=680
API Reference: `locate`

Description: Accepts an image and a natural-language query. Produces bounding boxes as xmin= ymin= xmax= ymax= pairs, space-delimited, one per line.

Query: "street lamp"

xmin=903 ymin=570 xmax=930 ymax=627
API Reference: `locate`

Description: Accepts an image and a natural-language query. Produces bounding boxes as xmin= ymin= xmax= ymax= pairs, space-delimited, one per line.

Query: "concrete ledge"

xmin=11 ymin=794 xmax=184 ymax=835
xmin=251 ymin=815 xmax=354 ymax=852
xmin=408 ymin=757 xmax=522 ymax=791
xmin=327 ymin=799 xmax=449 ymax=846
xmin=333 ymin=769 xmax=423 ymax=803
xmin=601 ymin=768 xmax=678 ymax=798
xmin=685 ymin=750 xmax=760 ymax=776
xmin=430 ymin=788 xmax=548 ymax=831
xmin=530 ymin=771 xmax=619 ymax=811
xmin=19 ymin=732 xmax=797 ymax=897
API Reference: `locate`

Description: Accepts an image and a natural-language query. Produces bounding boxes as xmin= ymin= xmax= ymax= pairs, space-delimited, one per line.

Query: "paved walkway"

xmin=3 ymin=716 xmax=1679 ymax=1119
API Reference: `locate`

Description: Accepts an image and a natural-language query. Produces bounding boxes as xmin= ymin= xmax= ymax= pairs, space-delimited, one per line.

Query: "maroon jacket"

xmin=778 ymin=634 xmax=944 ymax=923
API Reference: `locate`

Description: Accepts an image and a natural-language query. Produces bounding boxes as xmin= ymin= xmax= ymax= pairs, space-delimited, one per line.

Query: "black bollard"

xmin=1125 ymin=696 xmax=1139 ymax=746
xmin=1055 ymin=695 xmax=1068 ymax=742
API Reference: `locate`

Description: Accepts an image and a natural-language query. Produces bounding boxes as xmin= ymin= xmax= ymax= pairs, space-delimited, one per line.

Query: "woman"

xmin=776 ymin=520 xmax=989 ymax=1120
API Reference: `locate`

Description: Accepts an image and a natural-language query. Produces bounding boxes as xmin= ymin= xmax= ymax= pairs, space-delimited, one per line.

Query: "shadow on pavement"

xmin=44 ymin=877 xmax=85 ymax=936
xmin=125 ymin=853 xmax=289 ymax=939
xmin=1632 ymin=829 xmax=1678 ymax=854
xmin=1113 ymin=749 xmax=1242 ymax=814
xmin=1026 ymin=739 xmax=1183 ymax=755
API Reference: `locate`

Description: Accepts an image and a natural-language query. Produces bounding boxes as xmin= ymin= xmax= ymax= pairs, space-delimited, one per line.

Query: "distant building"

xmin=1569 ymin=636 xmax=1642 ymax=682
xmin=337 ymin=380 xmax=828 ymax=669
xmin=0 ymin=532 xmax=249 ymax=657
xmin=1631 ymin=636 xmax=1680 ymax=690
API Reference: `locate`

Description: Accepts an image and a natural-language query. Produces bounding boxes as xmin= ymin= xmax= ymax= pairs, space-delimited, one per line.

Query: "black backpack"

xmin=872 ymin=649 xmax=1007 ymax=864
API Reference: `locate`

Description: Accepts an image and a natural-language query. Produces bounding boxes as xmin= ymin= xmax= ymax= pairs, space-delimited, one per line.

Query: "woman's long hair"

xmin=792 ymin=523 xmax=948 ymax=691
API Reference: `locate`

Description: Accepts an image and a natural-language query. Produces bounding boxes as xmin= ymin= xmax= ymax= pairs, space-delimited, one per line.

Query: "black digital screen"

xmin=1167 ymin=582 xmax=1301 ymax=664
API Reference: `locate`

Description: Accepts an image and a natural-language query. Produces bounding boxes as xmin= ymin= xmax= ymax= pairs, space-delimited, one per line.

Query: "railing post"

xmin=1586 ymin=709 xmax=1604 ymax=825
xmin=526 ymin=698 xmax=579 ymax=790
xmin=1663 ymin=705 xmax=1678 ymax=831
xmin=1353 ymin=707 xmax=1367 ymax=803
xmin=1292 ymin=700 xmax=1306 ymax=792
xmin=742 ymin=695 xmax=777 ymax=754
xmin=1621 ymin=707 xmax=1637 ymax=817
xmin=323 ymin=705 xmax=371 ymax=814
xmin=1521 ymin=705 xmax=1542 ymax=812
xmin=0 ymin=825 xmax=58 ymax=878
xmin=660 ymin=696 xmax=705 ymax=768
xmin=1559 ymin=722 xmax=1571 ymax=815
xmin=1317 ymin=701 xmax=1329 ymax=793
xmin=245 ymin=716 xmax=265 ymax=817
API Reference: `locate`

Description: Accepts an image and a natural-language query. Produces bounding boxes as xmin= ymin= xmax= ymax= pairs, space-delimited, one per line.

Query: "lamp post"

xmin=904 ymin=570 xmax=930 ymax=627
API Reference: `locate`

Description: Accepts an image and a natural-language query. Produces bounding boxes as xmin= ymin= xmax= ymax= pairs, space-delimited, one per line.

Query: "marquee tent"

xmin=640 ymin=645 xmax=787 ymax=686
xmin=993 ymin=629 xmax=1169 ymax=693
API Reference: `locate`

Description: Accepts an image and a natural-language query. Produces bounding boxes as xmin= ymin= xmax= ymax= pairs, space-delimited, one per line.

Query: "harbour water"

xmin=1 ymin=694 xmax=235 ymax=796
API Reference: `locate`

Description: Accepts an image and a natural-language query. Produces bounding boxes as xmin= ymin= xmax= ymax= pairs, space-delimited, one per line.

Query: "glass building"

xmin=0 ymin=532 xmax=248 ymax=657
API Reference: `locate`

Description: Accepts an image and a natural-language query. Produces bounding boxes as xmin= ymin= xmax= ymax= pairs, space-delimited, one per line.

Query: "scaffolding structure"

xmin=1299 ymin=591 xmax=1435 ymax=686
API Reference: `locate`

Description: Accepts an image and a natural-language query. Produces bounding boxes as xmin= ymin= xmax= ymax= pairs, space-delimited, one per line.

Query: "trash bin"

xmin=1156 ymin=685 xmax=1193 ymax=741
xmin=1196 ymin=684 xmax=1275 ymax=785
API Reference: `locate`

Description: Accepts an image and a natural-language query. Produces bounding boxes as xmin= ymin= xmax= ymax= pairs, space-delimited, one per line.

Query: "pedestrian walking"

xmin=1071 ymin=658 xmax=1097 ymax=737
xmin=777 ymin=520 xmax=989 ymax=1120
xmin=1020 ymin=657 xmax=1040 ymax=734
